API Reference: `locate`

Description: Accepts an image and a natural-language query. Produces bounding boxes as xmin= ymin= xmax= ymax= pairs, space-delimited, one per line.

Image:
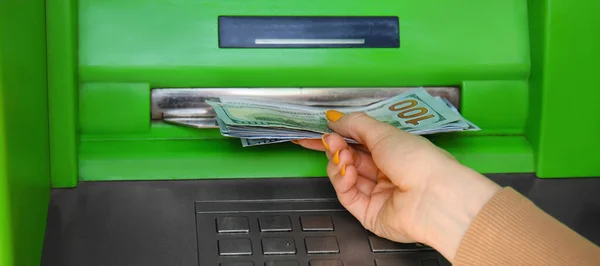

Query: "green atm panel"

xmin=73 ymin=0 xmax=534 ymax=183
xmin=1 ymin=0 xmax=600 ymax=265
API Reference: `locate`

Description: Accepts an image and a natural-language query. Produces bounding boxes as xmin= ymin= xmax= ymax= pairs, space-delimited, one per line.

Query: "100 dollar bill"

xmin=206 ymin=88 xmax=463 ymax=134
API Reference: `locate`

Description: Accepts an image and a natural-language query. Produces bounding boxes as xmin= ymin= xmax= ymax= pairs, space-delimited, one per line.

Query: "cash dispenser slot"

xmin=151 ymin=87 xmax=460 ymax=128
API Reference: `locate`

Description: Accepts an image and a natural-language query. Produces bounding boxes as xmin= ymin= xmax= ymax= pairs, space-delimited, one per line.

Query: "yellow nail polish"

xmin=326 ymin=110 xmax=344 ymax=122
xmin=321 ymin=134 xmax=330 ymax=151
xmin=341 ymin=164 xmax=346 ymax=177
xmin=333 ymin=150 xmax=340 ymax=165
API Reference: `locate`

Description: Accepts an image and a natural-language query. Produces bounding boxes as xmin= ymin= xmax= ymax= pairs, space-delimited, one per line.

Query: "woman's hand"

xmin=295 ymin=111 xmax=501 ymax=262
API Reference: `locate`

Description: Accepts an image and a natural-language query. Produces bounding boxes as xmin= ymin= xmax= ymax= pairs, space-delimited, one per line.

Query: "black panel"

xmin=194 ymin=200 xmax=413 ymax=265
xmin=218 ymin=16 xmax=399 ymax=48
xmin=41 ymin=174 xmax=600 ymax=266
xmin=421 ymin=259 xmax=440 ymax=266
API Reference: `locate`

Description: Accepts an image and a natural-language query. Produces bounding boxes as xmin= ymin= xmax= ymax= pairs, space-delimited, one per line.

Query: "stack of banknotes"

xmin=206 ymin=88 xmax=479 ymax=147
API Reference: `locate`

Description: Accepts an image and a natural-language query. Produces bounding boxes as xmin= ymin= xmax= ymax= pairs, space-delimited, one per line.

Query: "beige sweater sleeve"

xmin=454 ymin=187 xmax=600 ymax=266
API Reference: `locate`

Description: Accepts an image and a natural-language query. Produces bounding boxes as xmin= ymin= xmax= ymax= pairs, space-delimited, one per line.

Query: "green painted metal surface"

xmin=526 ymin=0 xmax=600 ymax=178
xmin=0 ymin=68 xmax=12 ymax=266
xmin=79 ymin=83 xmax=150 ymax=134
xmin=79 ymin=0 xmax=530 ymax=87
xmin=47 ymin=0 xmax=79 ymax=188
xmin=76 ymin=0 xmax=536 ymax=181
xmin=0 ymin=1 xmax=51 ymax=265
xmin=79 ymin=135 xmax=534 ymax=181
xmin=461 ymin=80 xmax=529 ymax=134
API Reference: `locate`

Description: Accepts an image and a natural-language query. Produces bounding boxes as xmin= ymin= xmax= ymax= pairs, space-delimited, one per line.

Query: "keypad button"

xmin=368 ymin=236 xmax=433 ymax=253
xmin=218 ymin=238 xmax=252 ymax=256
xmin=375 ymin=258 xmax=421 ymax=266
xmin=217 ymin=217 xmax=250 ymax=233
xmin=259 ymin=216 xmax=292 ymax=232
xmin=265 ymin=260 xmax=299 ymax=266
xmin=262 ymin=237 xmax=297 ymax=255
xmin=305 ymin=236 xmax=340 ymax=254
xmin=300 ymin=215 xmax=334 ymax=231
xmin=220 ymin=262 xmax=254 ymax=266
xmin=421 ymin=259 xmax=439 ymax=266
xmin=309 ymin=259 xmax=344 ymax=266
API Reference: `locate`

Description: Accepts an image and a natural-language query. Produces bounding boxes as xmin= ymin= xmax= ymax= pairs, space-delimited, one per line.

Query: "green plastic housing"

xmin=1 ymin=0 xmax=600 ymax=265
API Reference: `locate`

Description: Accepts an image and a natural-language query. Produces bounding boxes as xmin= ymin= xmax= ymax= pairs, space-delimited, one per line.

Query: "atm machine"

xmin=1 ymin=0 xmax=599 ymax=265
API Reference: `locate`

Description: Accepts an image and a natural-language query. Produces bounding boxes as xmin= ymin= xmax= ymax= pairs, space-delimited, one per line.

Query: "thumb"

xmin=324 ymin=110 xmax=457 ymax=187
xmin=325 ymin=110 xmax=418 ymax=150
xmin=324 ymin=110 xmax=438 ymax=183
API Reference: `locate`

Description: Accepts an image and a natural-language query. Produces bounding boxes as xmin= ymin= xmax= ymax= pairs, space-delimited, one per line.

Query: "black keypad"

xmin=220 ymin=262 xmax=255 ymax=266
xmin=218 ymin=238 xmax=252 ymax=256
xmin=198 ymin=202 xmax=449 ymax=266
xmin=217 ymin=216 xmax=250 ymax=233
xmin=309 ymin=259 xmax=344 ymax=266
xmin=262 ymin=237 xmax=297 ymax=255
xmin=375 ymin=258 xmax=421 ymax=266
xmin=300 ymin=215 xmax=334 ymax=231
xmin=265 ymin=260 xmax=299 ymax=266
xmin=304 ymin=236 xmax=339 ymax=254
xmin=259 ymin=216 xmax=292 ymax=232
xmin=368 ymin=236 xmax=433 ymax=253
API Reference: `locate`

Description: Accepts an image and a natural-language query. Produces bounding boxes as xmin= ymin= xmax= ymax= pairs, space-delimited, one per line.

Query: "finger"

xmin=350 ymin=143 xmax=371 ymax=153
xmin=325 ymin=111 xmax=438 ymax=184
xmin=293 ymin=139 xmax=325 ymax=151
xmin=322 ymin=133 xmax=349 ymax=159
xmin=324 ymin=136 xmax=380 ymax=181
xmin=328 ymin=165 xmax=377 ymax=196
xmin=298 ymin=135 xmax=381 ymax=181
xmin=295 ymin=133 xmax=349 ymax=160
xmin=372 ymin=179 xmax=398 ymax=194
xmin=328 ymin=163 xmax=370 ymax=225
xmin=326 ymin=147 xmax=354 ymax=177
xmin=355 ymin=175 xmax=377 ymax=196
xmin=350 ymin=148 xmax=381 ymax=182
xmin=296 ymin=139 xmax=369 ymax=154
xmin=325 ymin=111 xmax=419 ymax=152
xmin=326 ymin=151 xmax=376 ymax=222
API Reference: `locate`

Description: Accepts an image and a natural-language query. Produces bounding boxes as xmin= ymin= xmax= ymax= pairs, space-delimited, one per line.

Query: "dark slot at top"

xmin=218 ymin=16 xmax=400 ymax=48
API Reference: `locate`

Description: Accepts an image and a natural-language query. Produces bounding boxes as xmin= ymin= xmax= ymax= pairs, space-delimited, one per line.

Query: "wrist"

xmin=424 ymin=163 xmax=501 ymax=262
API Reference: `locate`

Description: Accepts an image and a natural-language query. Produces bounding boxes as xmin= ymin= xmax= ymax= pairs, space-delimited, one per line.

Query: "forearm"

xmin=454 ymin=187 xmax=600 ymax=266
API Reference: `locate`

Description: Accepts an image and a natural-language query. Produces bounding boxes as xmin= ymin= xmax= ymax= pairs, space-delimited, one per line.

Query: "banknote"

xmin=241 ymin=138 xmax=290 ymax=147
xmin=437 ymin=97 xmax=480 ymax=132
xmin=208 ymin=88 xmax=462 ymax=133
xmin=205 ymin=88 xmax=479 ymax=147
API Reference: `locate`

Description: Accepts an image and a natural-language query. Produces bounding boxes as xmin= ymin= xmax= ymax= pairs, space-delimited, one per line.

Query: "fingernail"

xmin=341 ymin=164 xmax=346 ymax=177
xmin=326 ymin=110 xmax=344 ymax=122
xmin=291 ymin=140 xmax=299 ymax=144
xmin=321 ymin=134 xmax=330 ymax=151
xmin=333 ymin=150 xmax=340 ymax=165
